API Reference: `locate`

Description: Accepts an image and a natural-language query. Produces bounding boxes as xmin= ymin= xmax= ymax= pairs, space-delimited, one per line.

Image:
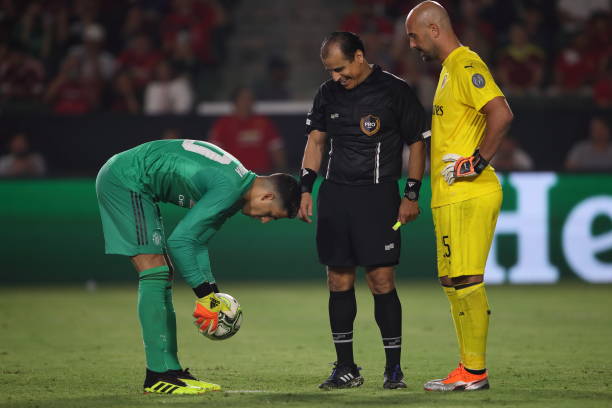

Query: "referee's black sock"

xmin=329 ymin=287 xmax=357 ymax=365
xmin=373 ymin=288 xmax=402 ymax=369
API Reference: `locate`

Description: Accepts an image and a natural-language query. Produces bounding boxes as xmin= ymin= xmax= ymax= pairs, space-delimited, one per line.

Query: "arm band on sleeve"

xmin=193 ymin=282 xmax=215 ymax=298
xmin=300 ymin=168 xmax=317 ymax=193
xmin=473 ymin=149 xmax=489 ymax=174
xmin=404 ymin=178 xmax=422 ymax=201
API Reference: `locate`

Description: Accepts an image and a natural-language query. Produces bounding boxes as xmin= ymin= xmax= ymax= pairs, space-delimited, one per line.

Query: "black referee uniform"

xmin=306 ymin=65 xmax=427 ymax=267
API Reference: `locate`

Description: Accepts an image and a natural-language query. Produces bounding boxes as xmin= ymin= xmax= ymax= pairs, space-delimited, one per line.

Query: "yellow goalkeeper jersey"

xmin=430 ymin=46 xmax=504 ymax=208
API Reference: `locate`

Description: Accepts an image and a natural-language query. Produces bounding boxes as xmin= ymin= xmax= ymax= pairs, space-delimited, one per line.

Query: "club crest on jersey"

xmin=152 ymin=230 xmax=163 ymax=246
xmin=472 ymin=73 xmax=485 ymax=88
xmin=360 ymin=114 xmax=380 ymax=136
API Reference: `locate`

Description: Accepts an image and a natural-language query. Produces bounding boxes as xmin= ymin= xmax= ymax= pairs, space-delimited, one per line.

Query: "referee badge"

xmin=360 ymin=114 xmax=381 ymax=136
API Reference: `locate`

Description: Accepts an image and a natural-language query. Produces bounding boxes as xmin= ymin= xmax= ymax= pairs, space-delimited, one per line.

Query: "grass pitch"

xmin=1 ymin=282 xmax=611 ymax=408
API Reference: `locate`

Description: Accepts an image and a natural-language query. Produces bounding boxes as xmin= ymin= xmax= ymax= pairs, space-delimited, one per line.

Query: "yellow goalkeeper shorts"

xmin=432 ymin=189 xmax=502 ymax=278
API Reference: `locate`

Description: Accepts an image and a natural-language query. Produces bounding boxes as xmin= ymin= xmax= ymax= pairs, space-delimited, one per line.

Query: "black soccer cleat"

xmin=383 ymin=364 xmax=407 ymax=389
xmin=319 ymin=362 xmax=364 ymax=390
xmin=143 ymin=369 xmax=207 ymax=394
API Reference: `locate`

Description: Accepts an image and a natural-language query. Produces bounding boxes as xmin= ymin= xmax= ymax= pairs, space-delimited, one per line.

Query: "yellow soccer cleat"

xmin=170 ymin=368 xmax=222 ymax=392
xmin=143 ymin=369 xmax=208 ymax=394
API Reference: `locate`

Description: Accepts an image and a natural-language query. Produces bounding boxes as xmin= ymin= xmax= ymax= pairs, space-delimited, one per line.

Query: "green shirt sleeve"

xmin=167 ymin=173 xmax=241 ymax=288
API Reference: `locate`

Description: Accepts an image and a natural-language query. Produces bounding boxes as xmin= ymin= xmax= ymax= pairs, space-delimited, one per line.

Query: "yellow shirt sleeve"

xmin=455 ymin=59 xmax=504 ymax=112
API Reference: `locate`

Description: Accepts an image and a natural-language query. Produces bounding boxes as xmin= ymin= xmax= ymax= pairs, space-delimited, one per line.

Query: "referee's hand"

xmin=298 ymin=192 xmax=313 ymax=223
xmin=397 ymin=198 xmax=420 ymax=226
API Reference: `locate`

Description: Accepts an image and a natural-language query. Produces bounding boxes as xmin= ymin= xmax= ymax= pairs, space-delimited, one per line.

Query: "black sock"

xmin=329 ymin=287 xmax=357 ymax=365
xmin=465 ymin=367 xmax=487 ymax=375
xmin=373 ymin=288 xmax=402 ymax=368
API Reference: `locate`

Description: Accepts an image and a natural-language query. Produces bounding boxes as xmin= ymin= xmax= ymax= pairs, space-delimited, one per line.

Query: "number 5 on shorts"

xmin=442 ymin=235 xmax=451 ymax=258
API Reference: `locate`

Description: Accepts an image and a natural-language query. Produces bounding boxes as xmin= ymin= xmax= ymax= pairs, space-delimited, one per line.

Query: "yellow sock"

xmin=443 ymin=286 xmax=465 ymax=364
xmin=455 ymin=283 xmax=490 ymax=371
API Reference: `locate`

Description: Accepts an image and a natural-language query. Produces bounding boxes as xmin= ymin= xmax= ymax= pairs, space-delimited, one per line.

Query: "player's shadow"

xmin=3 ymin=389 xmax=612 ymax=408
xmin=234 ymin=388 xmax=612 ymax=407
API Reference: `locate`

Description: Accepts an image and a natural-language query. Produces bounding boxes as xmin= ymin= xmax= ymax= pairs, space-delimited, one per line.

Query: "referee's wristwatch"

xmin=404 ymin=178 xmax=421 ymax=201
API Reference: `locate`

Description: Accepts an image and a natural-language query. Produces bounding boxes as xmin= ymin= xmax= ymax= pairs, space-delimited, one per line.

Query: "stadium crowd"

xmin=346 ymin=0 xmax=612 ymax=107
xmin=0 ymin=0 xmax=234 ymax=115
xmin=1 ymin=0 xmax=611 ymax=175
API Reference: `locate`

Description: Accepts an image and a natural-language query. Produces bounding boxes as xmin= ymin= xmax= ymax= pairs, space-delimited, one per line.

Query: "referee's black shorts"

xmin=316 ymin=180 xmax=401 ymax=268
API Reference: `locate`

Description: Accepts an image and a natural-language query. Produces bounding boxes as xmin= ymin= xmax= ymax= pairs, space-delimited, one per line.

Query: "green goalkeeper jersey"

xmin=109 ymin=139 xmax=256 ymax=285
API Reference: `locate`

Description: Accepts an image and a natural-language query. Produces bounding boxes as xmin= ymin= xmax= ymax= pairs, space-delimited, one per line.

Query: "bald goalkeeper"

xmin=405 ymin=1 xmax=513 ymax=391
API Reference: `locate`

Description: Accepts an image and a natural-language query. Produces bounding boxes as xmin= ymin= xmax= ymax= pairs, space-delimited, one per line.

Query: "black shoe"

xmin=143 ymin=369 xmax=207 ymax=394
xmin=383 ymin=364 xmax=407 ymax=389
xmin=319 ymin=362 xmax=364 ymax=390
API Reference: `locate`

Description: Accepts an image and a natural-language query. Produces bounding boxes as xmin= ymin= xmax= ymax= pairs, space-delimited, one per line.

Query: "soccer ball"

xmin=203 ymin=293 xmax=243 ymax=341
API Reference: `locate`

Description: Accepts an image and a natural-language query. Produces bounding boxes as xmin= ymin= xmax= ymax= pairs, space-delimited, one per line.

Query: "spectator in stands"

xmin=455 ymin=0 xmax=495 ymax=59
xmin=584 ymin=12 xmax=612 ymax=60
xmin=169 ymin=34 xmax=200 ymax=83
xmin=557 ymin=0 xmax=610 ymax=35
xmin=0 ymin=132 xmax=46 ymax=177
xmin=341 ymin=0 xmax=394 ymax=67
xmin=68 ymin=23 xmax=115 ymax=83
xmin=208 ymin=87 xmax=287 ymax=173
xmin=496 ymin=23 xmax=545 ymax=95
xmin=161 ymin=0 xmax=225 ymax=64
xmin=565 ymin=117 xmax=612 ymax=171
xmin=521 ymin=4 xmax=557 ymax=62
xmin=594 ymin=58 xmax=612 ymax=107
xmin=13 ymin=1 xmax=54 ymax=60
xmin=109 ymin=70 xmax=140 ymax=114
xmin=117 ymin=33 xmax=162 ymax=91
xmin=460 ymin=25 xmax=492 ymax=65
xmin=121 ymin=5 xmax=159 ymax=46
xmin=341 ymin=0 xmax=394 ymax=36
xmin=65 ymin=0 xmax=101 ymax=48
xmin=254 ymin=56 xmax=291 ymax=101
xmin=44 ymin=54 xmax=98 ymax=114
xmin=0 ymin=41 xmax=46 ymax=113
xmin=552 ymin=31 xmax=598 ymax=94
xmin=490 ymin=136 xmax=534 ymax=171
xmin=144 ymin=60 xmax=193 ymax=115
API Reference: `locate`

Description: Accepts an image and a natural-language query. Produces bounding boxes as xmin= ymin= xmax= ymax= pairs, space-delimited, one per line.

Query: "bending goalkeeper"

xmin=95 ymin=139 xmax=300 ymax=394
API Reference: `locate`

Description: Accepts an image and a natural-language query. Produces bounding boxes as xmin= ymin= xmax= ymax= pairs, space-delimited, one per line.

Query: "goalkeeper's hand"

xmin=441 ymin=150 xmax=489 ymax=185
xmin=193 ymin=293 xmax=230 ymax=335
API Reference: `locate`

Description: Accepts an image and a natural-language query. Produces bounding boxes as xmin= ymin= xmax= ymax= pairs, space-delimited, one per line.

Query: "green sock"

xmin=138 ymin=266 xmax=180 ymax=372
xmin=163 ymin=285 xmax=181 ymax=371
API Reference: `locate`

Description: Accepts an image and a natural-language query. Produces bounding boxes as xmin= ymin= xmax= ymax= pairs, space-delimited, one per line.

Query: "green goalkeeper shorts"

xmin=95 ymin=156 xmax=166 ymax=256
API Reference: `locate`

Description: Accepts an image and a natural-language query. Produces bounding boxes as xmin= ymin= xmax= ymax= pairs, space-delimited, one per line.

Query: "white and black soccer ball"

xmin=203 ymin=293 xmax=243 ymax=341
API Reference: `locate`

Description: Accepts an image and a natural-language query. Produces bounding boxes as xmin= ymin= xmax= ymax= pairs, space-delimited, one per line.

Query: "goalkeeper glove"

xmin=441 ymin=149 xmax=489 ymax=185
xmin=193 ymin=293 xmax=230 ymax=335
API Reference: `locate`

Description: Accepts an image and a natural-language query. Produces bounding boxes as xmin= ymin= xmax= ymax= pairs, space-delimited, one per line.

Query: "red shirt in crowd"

xmin=161 ymin=2 xmax=217 ymax=63
xmin=554 ymin=48 xmax=598 ymax=90
xmin=116 ymin=49 xmax=162 ymax=89
xmin=51 ymin=80 xmax=94 ymax=114
xmin=208 ymin=115 xmax=282 ymax=174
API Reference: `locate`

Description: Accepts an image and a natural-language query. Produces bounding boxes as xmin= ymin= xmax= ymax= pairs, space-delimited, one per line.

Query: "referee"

xmin=406 ymin=1 xmax=514 ymax=392
xmin=298 ymin=32 xmax=428 ymax=390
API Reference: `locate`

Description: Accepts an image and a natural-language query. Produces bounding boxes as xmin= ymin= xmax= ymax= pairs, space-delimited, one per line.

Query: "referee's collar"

xmin=342 ymin=64 xmax=382 ymax=91
xmin=442 ymin=46 xmax=468 ymax=67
